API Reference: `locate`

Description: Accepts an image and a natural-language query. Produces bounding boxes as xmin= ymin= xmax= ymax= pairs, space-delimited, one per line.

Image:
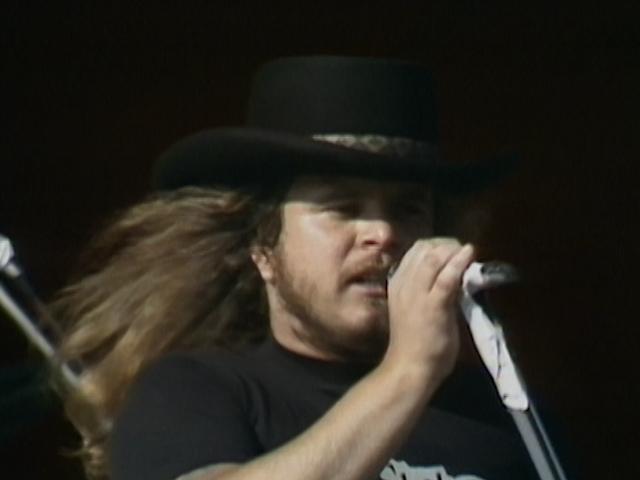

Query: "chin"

xmin=338 ymin=309 xmax=389 ymax=351
xmin=349 ymin=302 xmax=389 ymax=329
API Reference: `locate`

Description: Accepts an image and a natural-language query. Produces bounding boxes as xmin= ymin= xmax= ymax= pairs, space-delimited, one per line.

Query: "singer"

xmin=52 ymin=56 xmax=535 ymax=480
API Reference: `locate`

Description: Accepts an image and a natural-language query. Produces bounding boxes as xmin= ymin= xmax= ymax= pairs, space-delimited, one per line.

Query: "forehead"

xmin=285 ymin=175 xmax=432 ymax=203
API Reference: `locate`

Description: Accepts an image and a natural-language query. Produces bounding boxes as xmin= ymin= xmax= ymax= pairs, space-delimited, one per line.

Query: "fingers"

xmin=391 ymin=237 xmax=475 ymax=300
xmin=430 ymin=244 xmax=474 ymax=305
xmin=390 ymin=237 xmax=453 ymax=283
xmin=385 ymin=238 xmax=472 ymax=378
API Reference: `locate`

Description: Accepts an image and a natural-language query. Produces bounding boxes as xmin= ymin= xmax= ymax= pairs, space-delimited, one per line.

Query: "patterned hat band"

xmin=311 ymin=133 xmax=439 ymax=157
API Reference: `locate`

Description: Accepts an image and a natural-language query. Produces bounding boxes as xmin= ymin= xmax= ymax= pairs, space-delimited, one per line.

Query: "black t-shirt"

xmin=109 ymin=339 xmax=536 ymax=480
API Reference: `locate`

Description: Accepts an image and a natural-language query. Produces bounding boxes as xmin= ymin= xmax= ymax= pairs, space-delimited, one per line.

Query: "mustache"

xmin=342 ymin=257 xmax=396 ymax=283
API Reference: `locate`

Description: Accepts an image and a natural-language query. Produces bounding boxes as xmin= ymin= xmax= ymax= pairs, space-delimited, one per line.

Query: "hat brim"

xmin=153 ymin=127 xmax=519 ymax=194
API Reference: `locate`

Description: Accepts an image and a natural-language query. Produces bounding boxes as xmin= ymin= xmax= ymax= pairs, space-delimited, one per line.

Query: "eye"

xmin=326 ymin=201 xmax=361 ymax=217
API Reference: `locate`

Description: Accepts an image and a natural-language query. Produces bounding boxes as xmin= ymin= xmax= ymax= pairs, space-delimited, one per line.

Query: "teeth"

xmin=353 ymin=271 xmax=389 ymax=285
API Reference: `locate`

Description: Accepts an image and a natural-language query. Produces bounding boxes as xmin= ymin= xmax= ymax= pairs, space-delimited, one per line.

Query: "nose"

xmin=358 ymin=217 xmax=398 ymax=252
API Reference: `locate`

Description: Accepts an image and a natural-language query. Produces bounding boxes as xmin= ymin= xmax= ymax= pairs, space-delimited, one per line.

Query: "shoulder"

xmin=109 ymin=348 xmax=264 ymax=479
xmin=126 ymin=349 xmax=253 ymax=405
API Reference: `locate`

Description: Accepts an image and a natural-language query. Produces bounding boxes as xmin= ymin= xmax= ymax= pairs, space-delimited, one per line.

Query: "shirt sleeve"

xmin=109 ymin=353 xmax=262 ymax=480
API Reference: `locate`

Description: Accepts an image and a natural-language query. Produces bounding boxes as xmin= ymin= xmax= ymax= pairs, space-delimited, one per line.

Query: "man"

xmin=55 ymin=56 xmax=533 ymax=480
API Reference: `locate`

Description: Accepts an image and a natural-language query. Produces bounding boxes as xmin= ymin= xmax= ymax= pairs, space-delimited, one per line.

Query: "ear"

xmin=251 ymin=247 xmax=276 ymax=283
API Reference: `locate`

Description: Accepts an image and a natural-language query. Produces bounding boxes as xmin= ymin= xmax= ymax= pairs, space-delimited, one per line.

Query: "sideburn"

xmin=268 ymin=242 xmax=389 ymax=363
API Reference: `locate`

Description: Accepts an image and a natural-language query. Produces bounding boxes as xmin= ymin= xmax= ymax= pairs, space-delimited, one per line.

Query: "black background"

xmin=2 ymin=2 xmax=639 ymax=478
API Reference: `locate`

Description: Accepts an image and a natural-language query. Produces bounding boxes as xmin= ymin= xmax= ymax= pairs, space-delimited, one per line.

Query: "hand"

xmin=384 ymin=238 xmax=475 ymax=385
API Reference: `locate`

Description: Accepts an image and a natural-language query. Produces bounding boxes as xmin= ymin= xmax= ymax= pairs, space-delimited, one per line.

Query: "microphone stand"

xmin=0 ymin=234 xmax=80 ymax=388
xmin=460 ymin=262 xmax=569 ymax=480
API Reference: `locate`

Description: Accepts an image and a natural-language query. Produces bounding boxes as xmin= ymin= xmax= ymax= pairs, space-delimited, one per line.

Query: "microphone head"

xmin=479 ymin=261 xmax=520 ymax=284
xmin=463 ymin=261 xmax=519 ymax=295
xmin=1 ymin=234 xmax=16 ymax=271
xmin=0 ymin=234 xmax=22 ymax=278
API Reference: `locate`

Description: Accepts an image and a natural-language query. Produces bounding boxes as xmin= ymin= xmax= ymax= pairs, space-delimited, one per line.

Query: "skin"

xmin=255 ymin=175 xmax=437 ymax=362
xmin=187 ymin=175 xmax=476 ymax=480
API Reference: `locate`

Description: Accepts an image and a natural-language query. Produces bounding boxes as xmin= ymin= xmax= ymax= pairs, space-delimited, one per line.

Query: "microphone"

xmin=1 ymin=233 xmax=21 ymax=277
xmin=1 ymin=234 xmax=46 ymax=309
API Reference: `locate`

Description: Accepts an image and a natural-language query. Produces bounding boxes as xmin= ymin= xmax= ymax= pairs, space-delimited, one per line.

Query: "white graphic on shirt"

xmin=380 ymin=459 xmax=486 ymax=480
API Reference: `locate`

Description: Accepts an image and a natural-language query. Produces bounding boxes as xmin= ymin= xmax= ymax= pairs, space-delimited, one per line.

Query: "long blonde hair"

xmin=51 ymin=185 xmax=284 ymax=479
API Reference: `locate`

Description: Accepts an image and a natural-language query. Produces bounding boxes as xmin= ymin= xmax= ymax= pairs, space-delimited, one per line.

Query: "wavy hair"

xmin=50 ymin=184 xmax=286 ymax=480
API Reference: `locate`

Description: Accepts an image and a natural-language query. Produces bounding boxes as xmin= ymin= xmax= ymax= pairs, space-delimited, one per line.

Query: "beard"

xmin=270 ymin=250 xmax=390 ymax=363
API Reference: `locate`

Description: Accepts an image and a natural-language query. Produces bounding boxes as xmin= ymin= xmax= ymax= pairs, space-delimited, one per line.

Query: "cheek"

xmin=290 ymin=218 xmax=353 ymax=268
xmin=296 ymin=239 xmax=347 ymax=289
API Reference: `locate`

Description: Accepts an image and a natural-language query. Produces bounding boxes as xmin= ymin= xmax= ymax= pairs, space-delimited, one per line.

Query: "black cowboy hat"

xmin=154 ymin=56 xmax=517 ymax=193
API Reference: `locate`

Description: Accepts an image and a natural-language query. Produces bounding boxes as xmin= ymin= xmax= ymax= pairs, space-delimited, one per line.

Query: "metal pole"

xmin=1 ymin=234 xmax=80 ymax=388
xmin=0 ymin=283 xmax=80 ymax=388
xmin=510 ymin=403 xmax=569 ymax=480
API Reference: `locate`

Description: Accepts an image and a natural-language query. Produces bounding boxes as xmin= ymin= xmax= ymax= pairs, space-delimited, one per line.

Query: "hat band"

xmin=311 ymin=133 xmax=438 ymax=157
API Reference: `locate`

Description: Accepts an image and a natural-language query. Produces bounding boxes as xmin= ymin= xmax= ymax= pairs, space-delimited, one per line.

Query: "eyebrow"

xmin=305 ymin=183 xmax=432 ymax=205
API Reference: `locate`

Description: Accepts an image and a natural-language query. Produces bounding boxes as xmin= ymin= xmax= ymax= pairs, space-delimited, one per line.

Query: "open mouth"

xmin=350 ymin=273 xmax=388 ymax=296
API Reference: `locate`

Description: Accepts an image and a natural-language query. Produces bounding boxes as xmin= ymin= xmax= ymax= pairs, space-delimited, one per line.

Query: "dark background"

xmin=2 ymin=2 xmax=638 ymax=479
